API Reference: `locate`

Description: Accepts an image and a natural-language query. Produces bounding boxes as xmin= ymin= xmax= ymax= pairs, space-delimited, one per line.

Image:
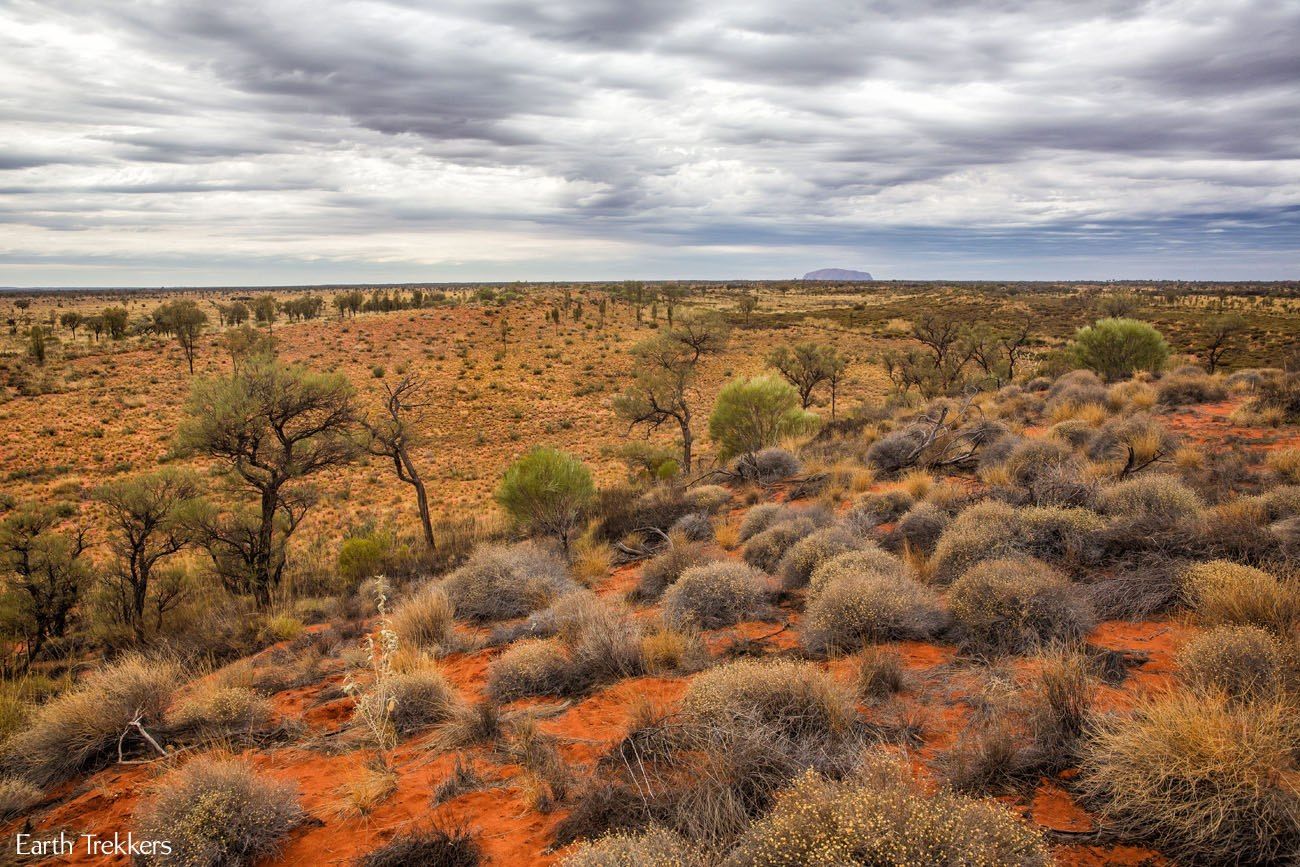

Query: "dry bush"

xmin=737 ymin=502 xmax=785 ymax=541
xmin=440 ymin=541 xmax=574 ymax=622
xmin=1107 ymin=378 xmax=1157 ymax=412
xmin=561 ymin=826 xmax=706 ymax=867
xmin=889 ymin=502 xmax=949 ymax=555
xmin=681 ymin=659 xmax=855 ymax=742
xmin=167 ymin=684 xmax=273 ymax=740
xmin=670 ymin=512 xmax=714 ymax=542
xmin=723 ymin=759 xmax=1050 ymax=867
xmin=640 ymin=623 xmax=708 ymax=675
xmin=634 ymin=540 xmax=713 ymax=601
xmin=807 ymin=547 xmax=907 ymax=596
xmin=1267 ymin=447 xmax=1300 ymax=483
xmin=855 ymin=647 xmax=905 ymax=700
xmin=0 ymin=776 xmax=41 ymax=820
xmin=1182 ymin=559 xmax=1300 ymax=633
xmin=1000 ymin=438 xmax=1077 ymax=489
xmin=802 ymin=572 xmax=946 ymax=655
xmin=360 ymin=823 xmax=482 ymax=867
xmin=1078 ymin=691 xmax=1300 ymax=864
xmin=1156 ymin=369 xmax=1227 ymax=406
xmin=1047 ymin=369 xmax=1109 ymax=412
xmin=1049 ymin=418 xmax=1096 ymax=448
xmin=572 ymin=538 xmax=614 ymax=585
xmin=134 ymin=756 xmax=303 ymax=867
xmin=777 ymin=526 xmax=863 ymax=590
xmin=1097 ymin=474 xmax=1202 ymax=525
xmin=663 ymin=562 xmax=770 ymax=628
xmin=949 ymin=557 xmax=1094 ymax=655
xmin=1176 ymin=625 xmax=1288 ymax=702
xmin=2 ymin=654 xmax=181 ymax=786
xmin=732 ymin=447 xmax=803 ymax=483
xmin=742 ymin=517 xmax=817 ymax=572
xmin=685 ymin=484 xmax=733 ymax=514
xmin=390 ymin=583 xmax=456 ymax=651
xmin=847 ymin=489 xmax=915 ymax=528
xmin=930 ymin=501 xmax=1103 ymax=584
xmin=354 ymin=661 xmax=460 ymax=734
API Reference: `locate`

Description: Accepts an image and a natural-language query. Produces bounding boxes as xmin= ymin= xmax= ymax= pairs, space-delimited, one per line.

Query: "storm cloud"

xmin=0 ymin=0 xmax=1296 ymax=284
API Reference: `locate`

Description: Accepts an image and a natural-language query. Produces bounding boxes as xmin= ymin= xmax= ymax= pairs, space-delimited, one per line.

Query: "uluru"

xmin=802 ymin=268 xmax=874 ymax=280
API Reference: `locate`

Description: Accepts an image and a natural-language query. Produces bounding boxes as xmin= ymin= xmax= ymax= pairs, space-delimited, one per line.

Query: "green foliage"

xmin=1071 ymin=318 xmax=1169 ymax=381
xmin=708 ymin=375 xmax=819 ymax=460
xmin=495 ymin=447 xmax=594 ymax=551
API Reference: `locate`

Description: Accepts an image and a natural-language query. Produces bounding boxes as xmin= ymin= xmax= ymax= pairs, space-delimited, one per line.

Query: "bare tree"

xmin=363 ymin=375 xmax=437 ymax=553
xmin=1202 ymin=313 xmax=1246 ymax=374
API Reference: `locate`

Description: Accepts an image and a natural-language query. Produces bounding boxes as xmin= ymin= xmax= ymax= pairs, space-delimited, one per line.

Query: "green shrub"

xmin=495 ymin=446 xmax=594 ymax=551
xmin=338 ymin=532 xmax=391 ymax=585
xmin=135 ymin=756 xmax=303 ymax=866
xmin=724 ymin=759 xmax=1050 ymax=866
xmin=663 ymin=561 xmax=769 ymax=628
xmin=802 ymin=571 xmax=945 ymax=655
xmin=708 ymin=376 xmax=818 ymax=460
xmin=1078 ymin=692 xmax=1300 ymax=864
xmin=1071 ymin=318 xmax=1170 ymax=381
xmin=949 ymin=557 xmax=1094 ymax=654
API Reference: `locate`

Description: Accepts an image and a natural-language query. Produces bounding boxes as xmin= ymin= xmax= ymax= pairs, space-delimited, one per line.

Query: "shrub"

xmin=1181 ymin=560 xmax=1300 ymax=633
xmin=360 ymin=823 xmax=482 ymax=867
xmin=663 ymin=562 xmax=769 ymax=628
xmin=738 ymin=502 xmax=786 ymax=541
xmin=680 ymin=659 xmax=854 ymax=742
xmin=855 ymin=647 xmax=905 ymax=700
xmin=1000 ymin=438 xmax=1076 ymax=489
xmin=2 ymin=654 xmax=180 ymax=786
xmin=777 ymin=526 xmax=862 ymax=590
xmin=495 ymin=446 xmax=594 ymax=551
xmin=1267 ymin=447 xmax=1300 ymax=483
xmin=354 ymin=663 xmax=460 ymax=734
xmin=440 ymin=541 xmax=573 ymax=622
xmin=1071 ymin=318 xmax=1170 ymax=381
xmin=1176 ymin=625 xmax=1287 ymax=702
xmin=724 ymin=759 xmax=1050 ymax=867
xmin=865 ymin=427 xmax=928 ymax=474
xmin=134 ymin=757 xmax=302 ymax=866
xmin=685 ymin=484 xmax=732 ymax=513
xmin=634 ymin=540 xmax=713 ymax=601
xmin=338 ymin=532 xmax=394 ymax=586
xmin=1046 ymin=369 xmax=1109 ymax=411
xmin=1157 ymin=369 xmax=1227 ymax=406
xmin=807 ymin=547 xmax=907 ymax=596
xmin=708 ymin=376 xmax=819 ymax=460
xmin=562 ymin=826 xmax=705 ymax=867
xmin=167 ymin=685 xmax=272 ymax=739
xmin=949 ymin=557 xmax=1094 ymax=654
xmin=802 ymin=571 xmax=945 ymax=655
xmin=930 ymin=501 xmax=1103 ymax=584
xmin=889 ymin=502 xmax=949 ymax=555
xmin=1078 ymin=692 xmax=1300 ymax=864
xmin=669 ymin=512 xmax=713 ymax=542
xmin=733 ymin=447 xmax=803 ymax=483
xmin=0 ymin=776 xmax=40 ymax=820
xmin=848 ymin=489 xmax=914 ymax=527
xmin=742 ymin=517 xmax=817 ymax=571
xmin=1096 ymin=474 xmax=1202 ymax=525
xmin=390 ymin=584 xmax=455 ymax=651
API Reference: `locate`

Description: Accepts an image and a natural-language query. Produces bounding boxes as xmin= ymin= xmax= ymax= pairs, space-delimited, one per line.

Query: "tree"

xmin=823 ymin=347 xmax=849 ymax=421
xmin=155 ymin=300 xmax=208 ymax=374
xmin=911 ymin=314 xmax=975 ymax=394
xmin=0 ymin=507 xmax=90 ymax=668
xmin=102 ymin=306 xmax=129 ymax=339
xmin=767 ymin=342 xmax=837 ymax=409
xmin=708 ymin=375 xmax=819 ymax=460
xmin=252 ymin=296 xmax=278 ymax=330
xmin=1202 ymin=313 xmax=1246 ymax=374
xmin=86 ymin=314 xmax=105 ymax=342
xmin=363 ymin=375 xmax=437 ymax=554
xmin=1095 ymin=292 xmax=1141 ymax=319
xmin=94 ymin=469 xmax=200 ymax=642
xmin=221 ymin=324 xmax=277 ymax=372
xmin=495 ymin=447 xmax=593 ymax=554
xmin=178 ymin=358 xmax=358 ymax=605
xmin=966 ymin=320 xmax=1032 ymax=387
xmin=736 ymin=294 xmax=758 ymax=325
xmin=1071 ymin=318 xmax=1169 ymax=382
xmin=59 ymin=311 xmax=82 ymax=339
xmin=612 ymin=313 xmax=729 ymax=471
xmin=26 ymin=325 xmax=48 ymax=365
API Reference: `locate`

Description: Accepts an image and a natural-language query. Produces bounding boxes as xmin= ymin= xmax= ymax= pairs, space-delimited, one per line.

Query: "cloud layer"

xmin=1 ymin=0 xmax=1296 ymax=284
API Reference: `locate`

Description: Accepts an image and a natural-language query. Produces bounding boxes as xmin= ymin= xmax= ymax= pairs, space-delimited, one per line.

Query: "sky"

xmin=0 ymin=0 xmax=1297 ymax=286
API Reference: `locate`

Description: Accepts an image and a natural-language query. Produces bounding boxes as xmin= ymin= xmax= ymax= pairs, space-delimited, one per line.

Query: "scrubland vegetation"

xmin=3 ymin=279 xmax=1300 ymax=864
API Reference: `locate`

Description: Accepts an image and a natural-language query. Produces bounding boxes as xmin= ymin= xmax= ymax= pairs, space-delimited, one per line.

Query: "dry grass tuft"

xmin=390 ymin=583 xmax=456 ymax=651
xmin=949 ymin=557 xmax=1094 ymax=655
xmin=1182 ymin=559 xmax=1300 ymax=633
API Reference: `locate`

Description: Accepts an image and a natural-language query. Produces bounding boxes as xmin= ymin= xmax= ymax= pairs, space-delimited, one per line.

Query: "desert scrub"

xmin=562 ymin=826 xmax=706 ymax=867
xmin=1175 ymin=625 xmax=1288 ymax=702
xmin=359 ymin=822 xmax=482 ymax=867
xmin=134 ymin=756 xmax=303 ymax=867
xmin=685 ymin=484 xmax=733 ymax=514
xmin=353 ymin=660 xmax=460 ymax=735
xmin=1078 ymin=691 xmax=1300 ymax=864
xmin=854 ymin=647 xmax=905 ymax=700
xmin=670 ymin=511 xmax=714 ymax=542
xmin=634 ymin=540 xmax=713 ymax=601
xmin=737 ymin=502 xmax=786 ymax=541
xmin=802 ymin=571 xmax=945 ymax=655
xmin=0 ymin=776 xmax=41 ymax=820
xmin=167 ymin=684 xmax=272 ymax=739
xmin=847 ymin=489 xmax=915 ymax=527
xmin=890 ymin=501 xmax=949 ymax=555
xmin=2 ymin=654 xmax=180 ymax=786
xmin=1156 ymin=369 xmax=1227 ymax=406
xmin=663 ymin=561 xmax=770 ymax=628
xmin=807 ymin=547 xmax=907 ymax=596
xmin=742 ymin=517 xmax=817 ymax=571
xmin=723 ymin=759 xmax=1050 ymax=867
xmin=1267 ymin=447 xmax=1300 ymax=483
xmin=486 ymin=639 xmax=572 ymax=701
xmin=681 ymin=659 xmax=855 ymax=741
xmin=777 ymin=526 xmax=863 ymax=590
xmin=440 ymin=540 xmax=573 ymax=622
xmin=1182 ymin=559 xmax=1300 ymax=633
xmin=930 ymin=501 xmax=1103 ymax=584
xmin=949 ymin=557 xmax=1094 ymax=655
xmin=1096 ymin=474 xmax=1202 ymax=525
xmin=390 ymin=583 xmax=456 ymax=650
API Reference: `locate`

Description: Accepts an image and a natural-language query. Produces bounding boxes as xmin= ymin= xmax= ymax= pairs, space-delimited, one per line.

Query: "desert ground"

xmin=2 ymin=281 xmax=1300 ymax=865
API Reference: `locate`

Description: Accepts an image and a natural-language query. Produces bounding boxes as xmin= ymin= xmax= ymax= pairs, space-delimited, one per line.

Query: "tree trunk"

xmin=255 ymin=485 xmax=277 ymax=606
xmin=404 ymin=453 xmax=437 ymax=553
xmin=679 ymin=409 xmax=693 ymax=472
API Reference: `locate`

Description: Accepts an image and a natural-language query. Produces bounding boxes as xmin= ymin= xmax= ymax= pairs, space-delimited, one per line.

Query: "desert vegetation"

xmin=3 ymin=279 xmax=1300 ymax=863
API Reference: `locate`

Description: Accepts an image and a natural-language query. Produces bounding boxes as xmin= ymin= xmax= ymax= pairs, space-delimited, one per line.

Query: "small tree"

xmin=708 ymin=375 xmax=819 ymax=460
xmin=155 ymin=300 xmax=208 ymax=374
xmin=736 ymin=294 xmax=758 ymax=325
xmin=102 ymin=306 xmax=129 ymax=339
xmin=26 ymin=325 xmax=48 ymax=365
xmin=363 ymin=375 xmax=437 ymax=554
xmin=0 ymin=507 xmax=90 ymax=668
xmin=1072 ymin=318 xmax=1169 ymax=382
xmin=252 ymin=296 xmax=278 ymax=330
xmin=221 ymin=324 xmax=278 ymax=372
xmin=178 ymin=357 xmax=358 ymax=605
xmin=495 ymin=447 xmax=593 ymax=555
xmin=1202 ymin=313 xmax=1246 ymax=374
xmin=767 ymin=341 xmax=845 ymax=410
xmin=94 ymin=469 xmax=200 ymax=642
xmin=59 ymin=311 xmax=82 ymax=339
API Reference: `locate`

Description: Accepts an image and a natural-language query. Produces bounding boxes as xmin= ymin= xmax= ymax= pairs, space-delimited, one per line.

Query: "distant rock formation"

xmin=802 ymin=268 xmax=873 ymax=281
